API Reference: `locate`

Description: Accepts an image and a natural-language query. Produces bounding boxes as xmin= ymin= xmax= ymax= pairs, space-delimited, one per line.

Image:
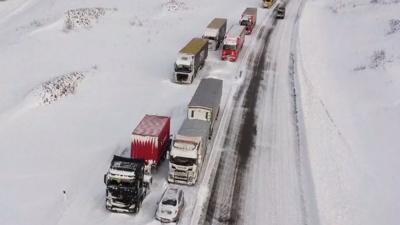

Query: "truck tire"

xmin=135 ymin=200 xmax=142 ymax=213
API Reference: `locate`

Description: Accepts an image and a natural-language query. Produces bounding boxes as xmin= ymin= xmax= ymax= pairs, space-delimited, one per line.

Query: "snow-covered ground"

xmin=296 ymin=0 xmax=400 ymax=225
xmin=0 ymin=0 xmax=263 ymax=225
xmin=1 ymin=0 xmax=399 ymax=224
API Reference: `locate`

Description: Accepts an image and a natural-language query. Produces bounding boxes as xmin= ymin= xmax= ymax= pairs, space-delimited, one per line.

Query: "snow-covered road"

xmin=205 ymin=1 xmax=320 ymax=224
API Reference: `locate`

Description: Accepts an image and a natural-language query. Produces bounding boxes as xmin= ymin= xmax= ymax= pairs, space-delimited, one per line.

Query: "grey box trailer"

xmin=174 ymin=38 xmax=209 ymax=84
xmin=202 ymin=18 xmax=227 ymax=50
xmin=187 ymin=78 xmax=223 ymax=136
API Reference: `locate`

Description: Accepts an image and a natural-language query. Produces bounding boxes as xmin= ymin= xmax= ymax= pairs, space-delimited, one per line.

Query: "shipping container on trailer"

xmin=187 ymin=78 xmax=223 ymax=137
xmin=202 ymin=18 xmax=227 ymax=50
xmin=131 ymin=115 xmax=171 ymax=168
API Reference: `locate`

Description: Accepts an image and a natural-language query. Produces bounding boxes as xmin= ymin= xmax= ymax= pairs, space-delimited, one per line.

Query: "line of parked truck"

xmin=103 ymin=6 xmax=264 ymax=222
xmin=174 ymin=7 xmax=258 ymax=84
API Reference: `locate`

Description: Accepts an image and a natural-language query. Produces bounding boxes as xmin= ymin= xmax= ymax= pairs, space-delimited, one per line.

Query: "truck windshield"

xmin=107 ymin=178 xmax=134 ymax=187
xmin=223 ymin=44 xmax=236 ymax=50
xmin=173 ymin=140 xmax=197 ymax=150
xmin=240 ymin=20 xmax=249 ymax=26
xmin=175 ymin=64 xmax=192 ymax=73
xmin=170 ymin=156 xmax=196 ymax=166
xmin=203 ymin=36 xmax=216 ymax=41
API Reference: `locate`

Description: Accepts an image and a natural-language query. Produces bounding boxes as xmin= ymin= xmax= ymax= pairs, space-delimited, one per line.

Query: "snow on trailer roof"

xmin=179 ymin=38 xmax=208 ymax=55
xmin=188 ymin=78 xmax=223 ymax=109
xmin=178 ymin=118 xmax=210 ymax=138
xmin=110 ymin=155 xmax=145 ymax=172
xmin=226 ymin=24 xmax=245 ymax=39
xmin=133 ymin=115 xmax=169 ymax=137
xmin=242 ymin=7 xmax=257 ymax=16
xmin=206 ymin=18 xmax=227 ymax=30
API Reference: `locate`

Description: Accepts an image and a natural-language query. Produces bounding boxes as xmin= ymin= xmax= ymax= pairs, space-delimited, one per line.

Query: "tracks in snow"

xmin=205 ymin=1 xmax=320 ymax=225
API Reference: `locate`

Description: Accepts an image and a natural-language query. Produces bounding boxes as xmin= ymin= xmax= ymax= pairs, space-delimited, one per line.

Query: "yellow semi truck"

xmin=263 ymin=0 xmax=277 ymax=8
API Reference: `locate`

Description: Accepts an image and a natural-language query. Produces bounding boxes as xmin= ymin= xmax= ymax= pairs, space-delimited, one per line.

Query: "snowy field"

xmin=1 ymin=0 xmax=400 ymax=225
xmin=0 ymin=0 xmax=262 ymax=224
xmin=296 ymin=0 xmax=400 ymax=225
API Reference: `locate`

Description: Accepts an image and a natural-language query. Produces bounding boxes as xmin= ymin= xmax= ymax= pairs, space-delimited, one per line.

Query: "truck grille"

xmin=176 ymin=73 xmax=188 ymax=82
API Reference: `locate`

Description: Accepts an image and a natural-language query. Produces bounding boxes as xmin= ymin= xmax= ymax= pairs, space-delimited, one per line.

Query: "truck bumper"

xmin=175 ymin=73 xmax=193 ymax=84
xmin=106 ymin=200 xmax=137 ymax=213
xmin=221 ymin=55 xmax=237 ymax=62
xmin=168 ymin=174 xmax=196 ymax=185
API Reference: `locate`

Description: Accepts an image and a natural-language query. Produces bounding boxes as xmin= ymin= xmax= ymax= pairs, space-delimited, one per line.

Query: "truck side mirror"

xmin=103 ymin=174 xmax=107 ymax=184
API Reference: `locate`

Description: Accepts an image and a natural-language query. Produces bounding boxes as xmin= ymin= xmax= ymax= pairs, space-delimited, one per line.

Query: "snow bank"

xmin=161 ymin=0 xmax=189 ymax=12
xmin=297 ymin=0 xmax=400 ymax=225
xmin=28 ymin=71 xmax=85 ymax=105
xmin=64 ymin=8 xmax=115 ymax=30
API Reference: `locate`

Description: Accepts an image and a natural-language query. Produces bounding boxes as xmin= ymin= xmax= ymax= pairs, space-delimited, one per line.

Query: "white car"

xmin=155 ymin=187 xmax=184 ymax=223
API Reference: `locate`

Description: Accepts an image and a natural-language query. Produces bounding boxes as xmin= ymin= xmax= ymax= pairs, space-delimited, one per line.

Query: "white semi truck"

xmin=174 ymin=38 xmax=208 ymax=84
xmin=202 ymin=18 xmax=227 ymax=50
xmin=168 ymin=119 xmax=210 ymax=185
xmin=168 ymin=78 xmax=223 ymax=185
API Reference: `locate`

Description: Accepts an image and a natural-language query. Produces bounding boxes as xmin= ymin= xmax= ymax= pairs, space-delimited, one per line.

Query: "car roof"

xmin=162 ymin=187 xmax=181 ymax=200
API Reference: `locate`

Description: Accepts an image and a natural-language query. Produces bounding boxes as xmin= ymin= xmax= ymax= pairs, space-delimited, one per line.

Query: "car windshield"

xmin=170 ymin=156 xmax=196 ymax=166
xmin=223 ymin=44 xmax=236 ymax=50
xmin=162 ymin=199 xmax=177 ymax=206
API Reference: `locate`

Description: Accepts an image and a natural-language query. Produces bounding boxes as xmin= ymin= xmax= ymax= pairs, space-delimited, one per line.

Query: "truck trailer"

xmin=240 ymin=7 xmax=257 ymax=35
xmin=202 ymin=18 xmax=227 ymax=51
xmin=131 ymin=115 xmax=171 ymax=168
xmin=187 ymin=78 xmax=223 ymax=137
xmin=222 ymin=25 xmax=246 ymax=62
xmin=104 ymin=155 xmax=149 ymax=213
xmin=168 ymin=119 xmax=210 ymax=185
xmin=174 ymin=38 xmax=208 ymax=84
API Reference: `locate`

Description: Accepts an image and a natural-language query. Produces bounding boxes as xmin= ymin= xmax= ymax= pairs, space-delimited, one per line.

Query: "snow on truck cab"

xmin=202 ymin=18 xmax=227 ymax=50
xmin=104 ymin=155 xmax=149 ymax=213
xmin=222 ymin=24 xmax=246 ymax=62
xmin=174 ymin=38 xmax=208 ymax=84
xmin=240 ymin=7 xmax=257 ymax=35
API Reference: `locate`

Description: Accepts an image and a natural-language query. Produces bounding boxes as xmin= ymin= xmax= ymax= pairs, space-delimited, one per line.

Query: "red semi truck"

xmin=131 ymin=115 xmax=171 ymax=168
xmin=240 ymin=7 xmax=257 ymax=35
xmin=221 ymin=24 xmax=246 ymax=62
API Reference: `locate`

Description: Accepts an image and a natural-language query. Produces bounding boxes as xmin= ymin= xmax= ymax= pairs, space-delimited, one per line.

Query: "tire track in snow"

xmin=205 ymin=0 xmax=321 ymax=224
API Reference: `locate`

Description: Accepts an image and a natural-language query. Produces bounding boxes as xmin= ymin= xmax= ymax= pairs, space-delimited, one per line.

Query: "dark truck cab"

xmin=104 ymin=155 xmax=149 ymax=213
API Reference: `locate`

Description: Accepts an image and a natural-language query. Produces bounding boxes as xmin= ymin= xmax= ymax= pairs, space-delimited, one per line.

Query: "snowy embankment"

xmin=296 ymin=0 xmax=400 ymax=225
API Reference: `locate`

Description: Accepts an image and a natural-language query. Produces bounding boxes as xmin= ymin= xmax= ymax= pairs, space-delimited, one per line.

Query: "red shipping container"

xmin=131 ymin=115 xmax=171 ymax=167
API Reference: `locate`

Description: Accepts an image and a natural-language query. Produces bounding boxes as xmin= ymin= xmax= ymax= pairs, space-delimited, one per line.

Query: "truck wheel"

xmin=135 ymin=200 xmax=142 ymax=213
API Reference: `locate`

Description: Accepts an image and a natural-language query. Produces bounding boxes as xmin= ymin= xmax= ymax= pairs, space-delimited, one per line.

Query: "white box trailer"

xmin=202 ymin=18 xmax=227 ymax=50
xmin=187 ymin=78 xmax=223 ymax=136
xmin=168 ymin=119 xmax=210 ymax=185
